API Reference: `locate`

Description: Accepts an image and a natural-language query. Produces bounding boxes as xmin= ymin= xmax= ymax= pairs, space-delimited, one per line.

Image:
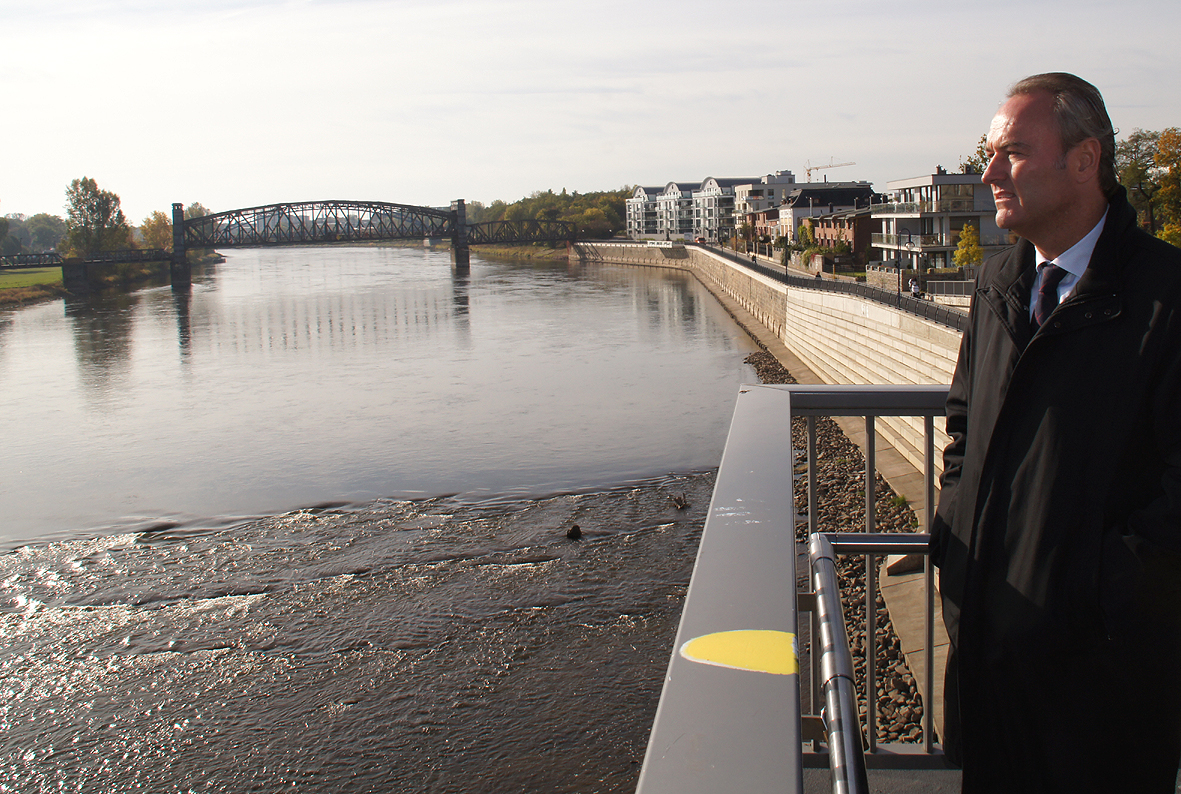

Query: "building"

xmin=806 ymin=206 xmax=875 ymax=266
xmin=625 ymin=186 xmax=662 ymax=238
xmin=651 ymin=182 xmax=702 ymax=240
xmin=869 ymin=168 xmax=1006 ymax=270
xmin=777 ymin=183 xmax=877 ymax=243
xmin=692 ymin=177 xmax=752 ymax=242
xmin=732 ymin=171 xmax=799 ymax=221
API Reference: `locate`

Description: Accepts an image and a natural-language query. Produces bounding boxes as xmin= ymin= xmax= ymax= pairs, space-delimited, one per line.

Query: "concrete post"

xmin=170 ymin=202 xmax=190 ymax=289
xmin=450 ymin=199 xmax=470 ymax=271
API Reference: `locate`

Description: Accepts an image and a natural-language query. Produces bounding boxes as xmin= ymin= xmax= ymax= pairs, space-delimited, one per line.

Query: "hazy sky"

xmin=3 ymin=0 xmax=1180 ymax=223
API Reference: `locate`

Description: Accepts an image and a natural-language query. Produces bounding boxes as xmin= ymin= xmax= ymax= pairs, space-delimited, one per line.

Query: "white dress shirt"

xmin=1029 ymin=210 xmax=1109 ymax=320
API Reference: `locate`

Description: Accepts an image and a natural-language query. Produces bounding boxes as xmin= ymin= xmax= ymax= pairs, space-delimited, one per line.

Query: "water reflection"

xmin=0 ymin=247 xmax=757 ymax=547
xmin=63 ymin=291 xmax=140 ymax=402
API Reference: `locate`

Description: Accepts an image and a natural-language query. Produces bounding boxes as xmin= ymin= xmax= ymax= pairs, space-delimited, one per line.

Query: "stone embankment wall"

xmin=570 ymin=242 xmax=962 ymax=476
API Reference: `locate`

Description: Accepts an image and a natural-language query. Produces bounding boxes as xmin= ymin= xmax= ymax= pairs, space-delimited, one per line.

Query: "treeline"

xmin=1 ymin=178 xmax=211 ymax=259
xmin=1117 ymin=128 xmax=1181 ymax=246
xmin=466 ymin=187 xmax=629 ymax=239
xmin=0 ymin=212 xmax=67 ymax=255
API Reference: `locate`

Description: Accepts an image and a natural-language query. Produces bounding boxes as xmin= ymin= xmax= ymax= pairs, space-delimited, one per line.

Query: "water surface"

xmin=0 ymin=247 xmax=759 ymax=792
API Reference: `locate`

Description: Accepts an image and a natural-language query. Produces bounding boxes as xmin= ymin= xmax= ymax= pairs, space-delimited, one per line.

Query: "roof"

xmin=783 ymin=185 xmax=876 ymax=209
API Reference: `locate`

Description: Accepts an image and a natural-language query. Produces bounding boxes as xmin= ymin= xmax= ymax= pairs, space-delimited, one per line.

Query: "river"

xmin=0 ymin=246 xmax=759 ymax=792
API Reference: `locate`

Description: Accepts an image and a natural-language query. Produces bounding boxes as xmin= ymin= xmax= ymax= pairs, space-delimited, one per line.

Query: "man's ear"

xmin=1072 ymin=137 xmax=1102 ymax=184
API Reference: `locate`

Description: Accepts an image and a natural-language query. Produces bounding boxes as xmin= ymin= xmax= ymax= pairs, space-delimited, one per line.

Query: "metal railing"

xmin=636 ymin=384 xmax=949 ymax=793
xmin=781 ymin=272 xmax=969 ymax=332
xmin=788 ymin=384 xmax=948 ymax=791
xmin=925 ymin=280 xmax=975 ymax=297
xmin=871 ymin=199 xmax=978 ymax=215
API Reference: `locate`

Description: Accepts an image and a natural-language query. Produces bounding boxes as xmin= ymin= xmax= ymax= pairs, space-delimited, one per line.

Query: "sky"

xmin=3 ymin=0 xmax=1180 ymax=223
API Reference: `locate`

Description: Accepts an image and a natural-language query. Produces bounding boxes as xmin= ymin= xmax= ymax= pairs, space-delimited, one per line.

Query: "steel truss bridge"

xmin=0 ymin=199 xmax=575 ymax=291
xmin=179 ymin=199 xmax=574 ymax=250
xmin=0 ymin=249 xmax=173 ymax=269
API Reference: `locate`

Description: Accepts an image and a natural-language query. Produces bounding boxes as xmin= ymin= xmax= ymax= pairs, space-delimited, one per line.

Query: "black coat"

xmin=932 ymin=189 xmax=1181 ymax=792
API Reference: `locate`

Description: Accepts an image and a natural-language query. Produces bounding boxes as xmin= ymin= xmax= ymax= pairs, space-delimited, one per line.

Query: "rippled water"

xmin=0 ymin=248 xmax=754 ymax=549
xmin=0 ymin=248 xmax=757 ymax=792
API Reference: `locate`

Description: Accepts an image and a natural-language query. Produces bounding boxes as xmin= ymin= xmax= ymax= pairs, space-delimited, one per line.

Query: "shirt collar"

xmin=1035 ymin=208 xmax=1108 ymax=279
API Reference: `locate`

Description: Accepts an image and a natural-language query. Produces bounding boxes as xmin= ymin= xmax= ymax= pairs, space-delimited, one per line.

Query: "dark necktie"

xmin=1032 ymin=263 xmax=1068 ymax=331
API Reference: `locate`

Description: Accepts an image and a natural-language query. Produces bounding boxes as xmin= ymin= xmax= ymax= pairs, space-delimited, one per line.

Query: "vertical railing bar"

xmin=865 ymin=416 xmax=876 ymax=535
xmin=807 ymin=416 xmax=818 ymax=537
xmin=923 ymin=413 xmax=936 ymax=753
xmin=866 ymin=550 xmax=877 ymax=754
xmin=865 ymin=415 xmax=878 ymax=754
xmin=805 ymin=411 xmax=822 ymax=716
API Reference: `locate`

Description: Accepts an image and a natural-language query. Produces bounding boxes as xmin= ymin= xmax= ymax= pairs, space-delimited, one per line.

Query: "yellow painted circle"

xmin=680 ymin=630 xmax=798 ymax=675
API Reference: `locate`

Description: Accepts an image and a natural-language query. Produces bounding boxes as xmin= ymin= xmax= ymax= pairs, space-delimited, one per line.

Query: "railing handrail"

xmin=790 ymin=385 xmax=947 ymax=790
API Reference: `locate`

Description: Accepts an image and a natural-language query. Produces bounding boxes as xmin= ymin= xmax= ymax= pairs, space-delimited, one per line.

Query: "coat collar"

xmin=979 ymin=187 xmax=1136 ymax=344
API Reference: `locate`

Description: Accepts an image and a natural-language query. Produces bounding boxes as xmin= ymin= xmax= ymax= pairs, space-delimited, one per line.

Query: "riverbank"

xmin=0 ymin=251 xmax=226 ymax=307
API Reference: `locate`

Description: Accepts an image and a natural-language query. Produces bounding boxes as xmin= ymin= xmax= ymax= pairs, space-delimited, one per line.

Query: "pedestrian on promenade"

xmin=932 ymin=72 xmax=1181 ymax=793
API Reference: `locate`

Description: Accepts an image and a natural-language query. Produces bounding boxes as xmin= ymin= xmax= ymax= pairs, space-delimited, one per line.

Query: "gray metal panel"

xmin=636 ymin=384 xmax=801 ymax=794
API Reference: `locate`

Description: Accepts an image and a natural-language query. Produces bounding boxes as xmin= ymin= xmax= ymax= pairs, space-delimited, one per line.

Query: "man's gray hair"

xmin=1009 ymin=72 xmax=1118 ymax=195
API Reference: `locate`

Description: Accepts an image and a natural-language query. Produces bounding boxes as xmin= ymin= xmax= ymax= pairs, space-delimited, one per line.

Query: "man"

xmin=932 ymin=72 xmax=1181 ymax=792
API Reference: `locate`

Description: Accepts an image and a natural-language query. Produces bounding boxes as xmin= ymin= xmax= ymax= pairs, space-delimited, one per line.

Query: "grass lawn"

xmin=0 ymin=267 xmax=62 ymax=290
xmin=0 ymin=267 xmax=66 ymax=305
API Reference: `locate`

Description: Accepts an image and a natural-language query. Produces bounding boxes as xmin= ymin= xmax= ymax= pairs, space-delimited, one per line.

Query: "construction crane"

xmin=805 ymin=158 xmax=856 ymax=182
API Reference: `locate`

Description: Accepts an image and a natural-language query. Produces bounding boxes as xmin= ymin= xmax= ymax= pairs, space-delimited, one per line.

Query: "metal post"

xmin=807 ymin=416 xmax=818 ymax=536
xmin=923 ymin=414 xmax=936 ymax=752
xmin=864 ymin=416 xmax=876 ymax=534
xmin=864 ymin=415 xmax=877 ymax=753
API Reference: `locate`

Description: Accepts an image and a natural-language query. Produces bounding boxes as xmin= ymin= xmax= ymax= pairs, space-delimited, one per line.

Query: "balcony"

xmin=872 ymin=199 xmax=981 ymax=215
xmin=636 ymin=384 xmax=957 ymax=793
xmin=872 ymin=233 xmax=1010 ymax=249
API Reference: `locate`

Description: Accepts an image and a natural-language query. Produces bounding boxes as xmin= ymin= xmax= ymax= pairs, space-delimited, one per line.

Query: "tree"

xmin=1155 ymin=127 xmax=1181 ymax=233
xmin=25 ymin=213 xmax=67 ymax=251
xmin=1117 ymin=128 xmax=1163 ymax=233
xmin=184 ymin=202 xmax=211 ymax=220
xmin=140 ymin=210 xmax=172 ymax=250
xmin=796 ymin=222 xmax=814 ymax=248
xmin=0 ymin=216 xmax=19 ymax=256
xmin=959 ymin=134 xmax=989 ymax=174
xmin=953 ymin=222 xmax=984 ymax=268
xmin=63 ymin=177 xmax=132 ymax=256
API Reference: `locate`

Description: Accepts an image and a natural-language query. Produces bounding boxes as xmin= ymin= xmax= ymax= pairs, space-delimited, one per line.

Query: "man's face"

xmin=983 ymin=91 xmax=1079 ymax=245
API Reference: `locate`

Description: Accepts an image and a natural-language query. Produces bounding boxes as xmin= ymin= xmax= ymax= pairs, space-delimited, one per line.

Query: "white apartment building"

xmin=626 ymin=186 xmax=662 ymax=238
xmin=626 ymin=171 xmax=796 ymax=242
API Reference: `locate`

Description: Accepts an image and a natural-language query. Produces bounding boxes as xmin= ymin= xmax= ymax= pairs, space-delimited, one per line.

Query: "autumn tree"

xmin=953 ymin=222 xmax=984 ymax=268
xmin=140 ymin=210 xmax=172 ymax=250
xmin=63 ymin=177 xmax=132 ymax=256
xmin=1117 ymin=128 xmax=1164 ymax=233
xmin=959 ymin=134 xmax=989 ymax=174
xmin=1155 ymin=128 xmax=1181 ymax=232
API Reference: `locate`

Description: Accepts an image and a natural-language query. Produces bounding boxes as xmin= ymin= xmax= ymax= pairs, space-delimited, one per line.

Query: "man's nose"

xmin=982 ymin=153 xmax=1004 ymax=185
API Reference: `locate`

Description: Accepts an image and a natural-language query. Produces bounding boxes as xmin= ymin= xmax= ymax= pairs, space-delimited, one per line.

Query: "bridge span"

xmin=171 ymin=198 xmax=574 ymax=287
xmin=0 ymin=199 xmax=575 ymax=293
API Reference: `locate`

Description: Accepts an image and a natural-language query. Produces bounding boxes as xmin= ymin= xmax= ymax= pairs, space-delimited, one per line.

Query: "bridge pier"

xmin=62 ymin=262 xmax=90 ymax=294
xmin=170 ymin=202 xmax=190 ymax=290
xmin=451 ymin=199 xmax=470 ymax=273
